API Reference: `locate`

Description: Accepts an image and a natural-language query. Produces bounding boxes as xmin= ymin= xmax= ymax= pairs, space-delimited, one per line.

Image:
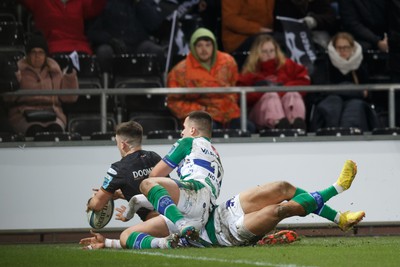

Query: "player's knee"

xmin=139 ymin=179 xmax=157 ymax=195
xmin=119 ymin=229 xmax=130 ymax=248
xmin=276 ymin=181 xmax=295 ymax=197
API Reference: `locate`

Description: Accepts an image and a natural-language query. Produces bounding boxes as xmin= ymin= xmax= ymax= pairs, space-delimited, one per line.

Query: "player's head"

xmin=181 ymin=110 xmax=213 ymax=138
xmin=115 ymin=121 xmax=143 ymax=157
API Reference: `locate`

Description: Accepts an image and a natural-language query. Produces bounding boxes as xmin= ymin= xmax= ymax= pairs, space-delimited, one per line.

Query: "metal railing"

xmin=2 ymin=83 xmax=399 ymax=132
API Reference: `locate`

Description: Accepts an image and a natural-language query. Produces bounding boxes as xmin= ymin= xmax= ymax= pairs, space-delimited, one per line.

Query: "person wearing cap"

xmin=167 ymin=27 xmax=255 ymax=133
xmin=3 ymin=33 xmax=79 ymax=137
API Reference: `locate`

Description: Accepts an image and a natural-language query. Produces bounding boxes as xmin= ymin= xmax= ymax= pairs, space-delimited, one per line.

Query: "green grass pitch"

xmin=1 ymin=236 xmax=400 ymax=267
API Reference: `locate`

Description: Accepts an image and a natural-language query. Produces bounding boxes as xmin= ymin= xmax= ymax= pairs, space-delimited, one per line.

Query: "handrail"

xmin=2 ymin=83 xmax=400 ymax=132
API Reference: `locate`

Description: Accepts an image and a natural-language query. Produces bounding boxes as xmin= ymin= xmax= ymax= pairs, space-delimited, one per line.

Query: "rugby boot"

xmin=336 ymin=160 xmax=357 ymax=191
xmin=338 ymin=211 xmax=366 ymax=232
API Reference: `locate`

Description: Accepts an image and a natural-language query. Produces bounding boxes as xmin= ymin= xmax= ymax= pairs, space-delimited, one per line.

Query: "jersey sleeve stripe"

xmin=162 ymin=157 xmax=178 ymax=169
xmin=193 ymin=158 xmax=214 ymax=173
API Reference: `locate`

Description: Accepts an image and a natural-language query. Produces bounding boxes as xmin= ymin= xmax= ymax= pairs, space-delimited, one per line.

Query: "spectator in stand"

xmin=274 ymin=0 xmax=338 ymax=49
xmin=221 ymin=0 xmax=279 ymax=56
xmin=167 ymin=27 xmax=256 ymax=133
xmin=18 ymin=0 xmax=107 ymax=55
xmin=310 ymin=32 xmax=381 ymax=132
xmin=338 ymin=0 xmax=388 ymax=53
xmin=386 ymin=0 xmax=400 ymax=126
xmin=86 ymin=0 xmax=165 ymax=73
xmin=3 ymin=33 xmax=78 ymax=137
xmin=237 ymin=35 xmax=310 ymax=131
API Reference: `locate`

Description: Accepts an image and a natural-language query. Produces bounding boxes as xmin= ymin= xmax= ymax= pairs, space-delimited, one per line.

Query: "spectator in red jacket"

xmin=237 ymin=35 xmax=310 ymax=130
xmin=19 ymin=0 xmax=107 ymax=55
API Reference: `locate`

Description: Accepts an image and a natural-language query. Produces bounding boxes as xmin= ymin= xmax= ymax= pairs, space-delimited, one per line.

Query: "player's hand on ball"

xmin=91 ymin=188 xmax=99 ymax=197
xmin=115 ymin=205 xmax=128 ymax=222
xmin=113 ymin=189 xmax=125 ymax=200
xmin=79 ymin=230 xmax=105 ymax=250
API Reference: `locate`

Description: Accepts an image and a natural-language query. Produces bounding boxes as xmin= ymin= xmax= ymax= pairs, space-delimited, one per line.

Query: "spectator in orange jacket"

xmin=167 ymin=27 xmax=255 ymax=133
xmin=221 ymin=0 xmax=276 ymax=54
xmin=237 ymin=35 xmax=310 ymax=130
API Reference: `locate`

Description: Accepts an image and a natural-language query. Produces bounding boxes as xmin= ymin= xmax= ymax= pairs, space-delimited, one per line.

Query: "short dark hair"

xmin=115 ymin=121 xmax=143 ymax=147
xmin=187 ymin=110 xmax=213 ymax=135
xmin=194 ymin=36 xmax=213 ymax=46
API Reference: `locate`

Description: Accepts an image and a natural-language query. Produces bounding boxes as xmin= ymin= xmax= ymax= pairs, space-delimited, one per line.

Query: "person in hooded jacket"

xmin=3 ymin=33 xmax=78 ymax=136
xmin=167 ymin=27 xmax=255 ymax=133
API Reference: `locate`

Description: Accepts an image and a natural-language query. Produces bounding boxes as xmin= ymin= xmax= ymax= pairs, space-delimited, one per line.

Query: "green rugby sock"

xmin=126 ymin=232 xmax=156 ymax=249
xmin=293 ymin=187 xmax=308 ymax=197
xmin=292 ymin=186 xmax=339 ymax=216
xmin=317 ymin=204 xmax=339 ymax=222
xmin=147 ymin=184 xmax=183 ymax=224
xmin=318 ymin=185 xmax=339 ymax=202
xmin=291 ymin=193 xmax=318 ymax=215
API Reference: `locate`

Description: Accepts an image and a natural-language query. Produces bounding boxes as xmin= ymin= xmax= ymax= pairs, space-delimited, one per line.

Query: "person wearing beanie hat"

xmin=3 ymin=32 xmax=79 ymax=137
xmin=25 ymin=33 xmax=49 ymax=55
xmin=167 ymin=27 xmax=256 ymax=133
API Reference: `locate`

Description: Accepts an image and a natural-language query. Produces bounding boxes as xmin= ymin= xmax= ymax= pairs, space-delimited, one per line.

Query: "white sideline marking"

xmin=123 ymin=250 xmax=315 ymax=267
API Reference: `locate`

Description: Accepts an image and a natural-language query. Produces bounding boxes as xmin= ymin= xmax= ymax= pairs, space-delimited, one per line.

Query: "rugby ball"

xmin=87 ymin=199 xmax=114 ymax=229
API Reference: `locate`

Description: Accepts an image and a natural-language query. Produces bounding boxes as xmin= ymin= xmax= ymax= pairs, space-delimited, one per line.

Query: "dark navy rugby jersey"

xmin=101 ymin=150 xmax=161 ymax=220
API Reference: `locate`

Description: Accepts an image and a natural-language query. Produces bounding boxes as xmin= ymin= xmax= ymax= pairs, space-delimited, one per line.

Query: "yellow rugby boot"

xmin=338 ymin=211 xmax=365 ymax=232
xmin=336 ymin=160 xmax=357 ymax=191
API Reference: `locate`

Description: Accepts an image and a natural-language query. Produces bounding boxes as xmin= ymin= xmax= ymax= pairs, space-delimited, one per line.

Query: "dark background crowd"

xmin=0 ymin=0 xmax=399 ymax=140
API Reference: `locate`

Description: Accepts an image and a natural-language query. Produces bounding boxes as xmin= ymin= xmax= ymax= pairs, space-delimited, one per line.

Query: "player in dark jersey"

xmin=86 ymin=121 xmax=162 ymax=221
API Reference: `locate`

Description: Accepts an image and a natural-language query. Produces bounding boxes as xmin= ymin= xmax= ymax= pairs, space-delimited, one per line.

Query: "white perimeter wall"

xmin=1 ymin=139 xmax=400 ymax=231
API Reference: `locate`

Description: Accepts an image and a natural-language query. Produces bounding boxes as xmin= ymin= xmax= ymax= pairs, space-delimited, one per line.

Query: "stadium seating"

xmin=90 ymin=131 xmax=116 ymax=141
xmin=259 ymin=128 xmax=307 ymax=137
xmin=147 ymin=129 xmax=182 ymax=140
xmin=112 ymin=54 xmax=166 ymax=121
xmin=130 ymin=113 xmax=179 ymax=136
xmin=33 ymin=132 xmax=82 ymax=142
xmin=68 ymin=114 xmax=116 ymax=137
xmin=0 ymin=50 xmax=24 ymax=92
xmin=0 ymin=21 xmax=25 ymax=53
xmin=53 ymin=54 xmax=117 ymax=137
xmin=212 ymin=129 xmax=252 ymax=138
xmin=0 ymin=132 xmax=25 ymax=142
xmin=315 ymin=127 xmax=363 ymax=136
xmin=372 ymin=127 xmax=400 ymax=136
xmin=0 ymin=0 xmax=19 ymax=22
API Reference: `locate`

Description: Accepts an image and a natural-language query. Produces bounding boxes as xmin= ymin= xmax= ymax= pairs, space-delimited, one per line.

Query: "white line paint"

xmin=119 ymin=250 xmax=316 ymax=267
